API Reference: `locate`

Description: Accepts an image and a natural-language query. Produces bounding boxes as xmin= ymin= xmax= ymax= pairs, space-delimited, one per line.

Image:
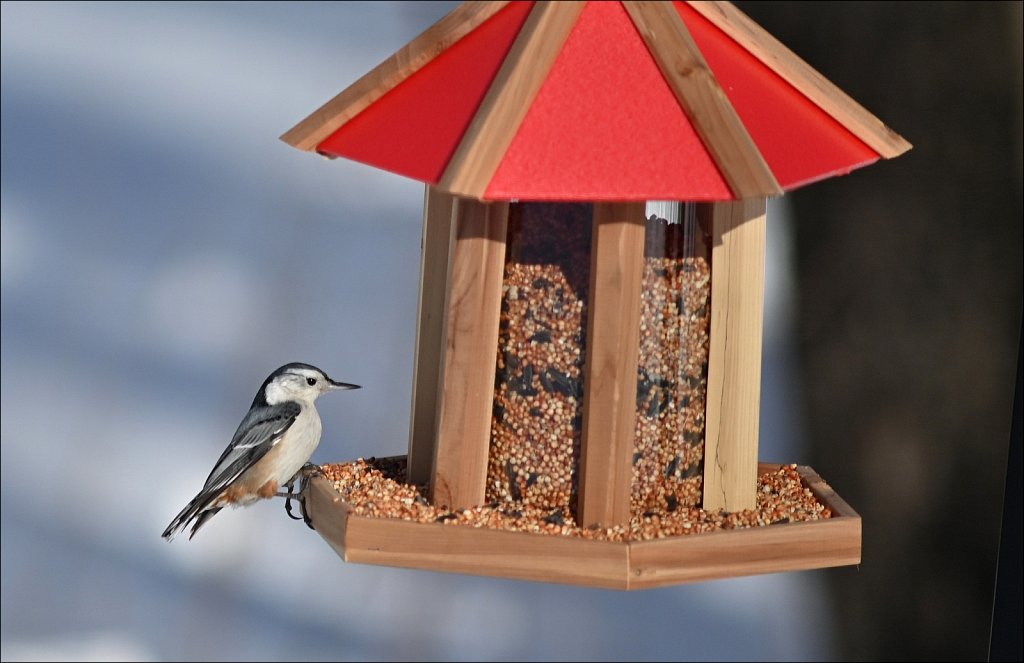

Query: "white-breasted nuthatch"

xmin=162 ymin=362 xmax=359 ymax=541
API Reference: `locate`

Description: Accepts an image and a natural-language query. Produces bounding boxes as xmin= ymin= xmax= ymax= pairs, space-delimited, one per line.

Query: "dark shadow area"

xmin=735 ymin=2 xmax=1024 ymax=660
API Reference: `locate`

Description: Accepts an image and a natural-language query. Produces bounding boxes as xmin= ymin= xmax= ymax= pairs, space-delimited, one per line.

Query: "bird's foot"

xmin=278 ymin=463 xmax=323 ymax=530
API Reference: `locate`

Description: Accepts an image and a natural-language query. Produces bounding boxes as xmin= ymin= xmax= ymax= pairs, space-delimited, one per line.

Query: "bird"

xmin=162 ymin=362 xmax=359 ymax=541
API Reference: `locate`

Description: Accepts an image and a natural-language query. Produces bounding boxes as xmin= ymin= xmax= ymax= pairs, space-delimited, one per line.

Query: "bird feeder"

xmin=282 ymin=1 xmax=910 ymax=589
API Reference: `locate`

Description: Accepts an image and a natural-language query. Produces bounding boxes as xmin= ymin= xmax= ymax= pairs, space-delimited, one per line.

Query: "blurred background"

xmin=1 ymin=2 xmax=1020 ymax=661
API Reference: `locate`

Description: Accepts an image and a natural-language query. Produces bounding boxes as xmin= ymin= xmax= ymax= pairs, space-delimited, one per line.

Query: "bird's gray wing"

xmin=161 ymin=401 xmax=301 ymax=541
xmin=201 ymin=401 xmax=302 ymax=494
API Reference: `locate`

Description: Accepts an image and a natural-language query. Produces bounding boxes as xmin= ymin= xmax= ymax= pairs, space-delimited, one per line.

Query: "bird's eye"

xmin=306 ymin=377 xmax=317 ymax=386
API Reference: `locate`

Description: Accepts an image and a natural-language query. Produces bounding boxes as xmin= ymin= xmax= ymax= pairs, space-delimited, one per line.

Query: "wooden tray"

xmin=304 ymin=461 xmax=860 ymax=589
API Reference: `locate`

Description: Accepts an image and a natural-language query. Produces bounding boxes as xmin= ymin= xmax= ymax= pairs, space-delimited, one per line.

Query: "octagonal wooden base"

xmin=304 ymin=461 xmax=860 ymax=589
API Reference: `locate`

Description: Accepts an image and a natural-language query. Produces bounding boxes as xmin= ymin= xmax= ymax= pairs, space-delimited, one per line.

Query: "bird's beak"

xmin=328 ymin=378 xmax=360 ymax=391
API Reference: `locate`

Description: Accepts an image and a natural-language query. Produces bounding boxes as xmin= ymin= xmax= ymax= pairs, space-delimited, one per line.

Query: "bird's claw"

xmin=282 ymin=481 xmax=304 ymax=521
xmin=281 ymin=463 xmax=324 ymax=530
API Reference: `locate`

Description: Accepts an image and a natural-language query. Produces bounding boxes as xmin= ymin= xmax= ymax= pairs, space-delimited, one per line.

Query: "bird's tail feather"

xmin=162 ymin=491 xmax=222 ymax=541
xmin=188 ymin=507 xmax=222 ymax=540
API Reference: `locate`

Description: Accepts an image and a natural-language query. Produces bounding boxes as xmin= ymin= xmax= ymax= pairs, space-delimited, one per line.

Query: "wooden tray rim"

xmin=305 ymin=459 xmax=861 ymax=589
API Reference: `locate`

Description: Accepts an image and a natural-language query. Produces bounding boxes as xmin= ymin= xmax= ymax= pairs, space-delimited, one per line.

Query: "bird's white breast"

xmin=271 ymin=403 xmax=322 ymax=485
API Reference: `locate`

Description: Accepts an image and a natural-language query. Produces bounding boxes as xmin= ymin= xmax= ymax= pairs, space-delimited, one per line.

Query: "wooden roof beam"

xmin=687 ymin=1 xmax=912 ymax=158
xmin=624 ymin=0 xmax=783 ymax=200
xmin=280 ymin=1 xmax=511 ymax=152
xmin=438 ymin=1 xmax=585 ymax=200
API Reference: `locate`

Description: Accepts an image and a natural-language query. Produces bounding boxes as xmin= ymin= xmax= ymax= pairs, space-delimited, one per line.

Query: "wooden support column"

xmin=430 ymin=197 xmax=509 ymax=510
xmin=577 ymin=202 xmax=646 ymax=528
xmin=702 ymin=198 xmax=767 ymax=512
xmin=407 ymin=186 xmax=457 ymax=487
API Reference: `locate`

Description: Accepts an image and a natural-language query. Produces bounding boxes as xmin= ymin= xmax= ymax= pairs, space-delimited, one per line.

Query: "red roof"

xmin=282 ymin=1 xmax=910 ymax=202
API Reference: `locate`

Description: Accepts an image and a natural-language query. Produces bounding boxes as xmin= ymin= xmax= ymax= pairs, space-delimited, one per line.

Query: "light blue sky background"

xmin=2 ymin=2 xmax=828 ymax=660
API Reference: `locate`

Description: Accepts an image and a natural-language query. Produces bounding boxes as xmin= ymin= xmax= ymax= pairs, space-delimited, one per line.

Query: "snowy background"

xmin=2 ymin=2 xmax=831 ymax=660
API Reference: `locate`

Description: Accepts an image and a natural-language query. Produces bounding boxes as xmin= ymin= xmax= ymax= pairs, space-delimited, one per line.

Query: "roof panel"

xmin=286 ymin=1 xmax=909 ymax=202
xmin=486 ymin=1 xmax=732 ymax=201
xmin=676 ymin=2 xmax=880 ymax=191
xmin=316 ymin=1 xmax=533 ymax=185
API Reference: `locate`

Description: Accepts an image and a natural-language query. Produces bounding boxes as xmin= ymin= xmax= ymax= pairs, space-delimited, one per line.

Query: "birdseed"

xmin=487 ymin=202 xmax=592 ymax=512
xmin=320 ymin=458 xmax=832 ymax=542
xmin=485 ymin=203 xmax=713 ymax=516
xmin=631 ymin=210 xmax=712 ymax=514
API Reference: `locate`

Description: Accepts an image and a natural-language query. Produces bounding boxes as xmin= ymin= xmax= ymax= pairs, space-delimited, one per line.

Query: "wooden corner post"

xmin=407 ymin=186 xmax=457 ymax=487
xmin=577 ymin=202 xmax=647 ymax=528
xmin=429 ymin=196 xmax=509 ymax=510
xmin=702 ymin=198 xmax=767 ymax=512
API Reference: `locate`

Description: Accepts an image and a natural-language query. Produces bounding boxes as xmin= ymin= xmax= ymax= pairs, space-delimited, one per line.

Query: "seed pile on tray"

xmin=319 ymin=458 xmax=832 ymax=542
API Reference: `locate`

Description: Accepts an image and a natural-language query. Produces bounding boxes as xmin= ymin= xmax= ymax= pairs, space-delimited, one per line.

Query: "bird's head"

xmin=257 ymin=362 xmax=360 ymax=406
